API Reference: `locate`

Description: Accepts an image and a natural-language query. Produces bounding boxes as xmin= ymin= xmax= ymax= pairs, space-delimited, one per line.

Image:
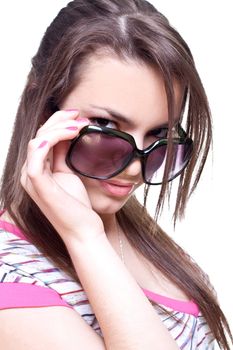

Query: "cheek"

xmin=79 ymin=177 xmax=118 ymax=212
xmin=80 ymin=176 xmax=143 ymax=214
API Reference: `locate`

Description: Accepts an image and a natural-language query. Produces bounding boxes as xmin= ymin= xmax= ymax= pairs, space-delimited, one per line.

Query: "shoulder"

xmin=0 ymin=226 xmax=101 ymax=334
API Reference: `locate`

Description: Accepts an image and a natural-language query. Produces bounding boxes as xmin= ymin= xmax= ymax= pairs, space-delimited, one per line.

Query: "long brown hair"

xmin=0 ymin=0 xmax=232 ymax=348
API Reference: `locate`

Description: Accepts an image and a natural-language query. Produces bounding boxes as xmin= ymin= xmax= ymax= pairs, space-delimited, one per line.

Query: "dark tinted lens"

xmin=69 ymin=132 xmax=134 ymax=178
xmin=145 ymin=142 xmax=192 ymax=184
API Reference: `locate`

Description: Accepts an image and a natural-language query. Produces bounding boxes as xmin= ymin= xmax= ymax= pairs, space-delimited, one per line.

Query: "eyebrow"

xmin=89 ymin=104 xmax=170 ymax=130
xmin=89 ymin=104 xmax=135 ymax=127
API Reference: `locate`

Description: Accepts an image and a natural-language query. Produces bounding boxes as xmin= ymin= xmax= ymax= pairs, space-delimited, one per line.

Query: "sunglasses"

xmin=66 ymin=124 xmax=193 ymax=185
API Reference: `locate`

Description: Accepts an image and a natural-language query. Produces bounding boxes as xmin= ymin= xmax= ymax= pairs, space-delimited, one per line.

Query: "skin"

xmin=0 ymin=55 xmax=184 ymax=350
xmin=57 ymin=54 xmax=183 ymax=233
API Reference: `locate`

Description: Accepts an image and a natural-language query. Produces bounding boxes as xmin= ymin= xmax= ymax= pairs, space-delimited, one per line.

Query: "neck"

xmin=99 ymin=213 xmax=118 ymax=237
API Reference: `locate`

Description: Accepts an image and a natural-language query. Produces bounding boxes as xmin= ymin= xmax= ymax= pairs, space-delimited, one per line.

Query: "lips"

xmin=99 ymin=179 xmax=135 ymax=197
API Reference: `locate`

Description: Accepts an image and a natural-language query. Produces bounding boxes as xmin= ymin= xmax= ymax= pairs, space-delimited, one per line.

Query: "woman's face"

xmin=61 ymin=55 xmax=183 ymax=215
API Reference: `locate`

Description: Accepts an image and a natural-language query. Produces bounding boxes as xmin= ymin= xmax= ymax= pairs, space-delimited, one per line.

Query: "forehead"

xmin=62 ymin=55 xmax=183 ymax=130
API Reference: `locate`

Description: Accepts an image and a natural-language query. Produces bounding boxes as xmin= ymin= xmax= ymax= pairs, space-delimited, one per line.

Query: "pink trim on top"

xmin=0 ymin=210 xmax=27 ymax=241
xmin=0 ymin=211 xmax=200 ymax=316
xmin=142 ymin=287 xmax=199 ymax=317
xmin=0 ymin=283 xmax=71 ymax=310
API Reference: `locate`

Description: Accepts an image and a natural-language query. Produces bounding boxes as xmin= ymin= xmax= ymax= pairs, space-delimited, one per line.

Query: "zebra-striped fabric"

xmin=0 ymin=221 xmax=215 ymax=349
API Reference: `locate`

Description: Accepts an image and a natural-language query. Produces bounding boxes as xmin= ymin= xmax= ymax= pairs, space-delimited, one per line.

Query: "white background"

xmin=0 ymin=0 xmax=232 ymax=337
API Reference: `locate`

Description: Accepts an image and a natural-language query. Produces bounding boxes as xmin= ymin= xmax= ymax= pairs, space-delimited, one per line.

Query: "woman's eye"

xmin=89 ymin=117 xmax=117 ymax=129
xmin=149 ymin=127 xmax=168 ymax=139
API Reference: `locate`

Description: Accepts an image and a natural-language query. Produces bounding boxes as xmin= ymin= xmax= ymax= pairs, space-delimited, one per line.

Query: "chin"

xmin=88 ymin=190 xmax=131 ymax=215
xmin=91 ymin=198 xmax=127 ymax=215
xmin=80 ymin=176 xmax=132 ymax=215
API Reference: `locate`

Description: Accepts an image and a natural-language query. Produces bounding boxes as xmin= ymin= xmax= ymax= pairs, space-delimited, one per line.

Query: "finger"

xmin=20 ymin=160 xmax=43 ymax=202
xmin=38 ymin=109 xmax=80 ymax=134
xmin=36 ymin=117 xmax=89 ymax=138
xmin=36 ymin=118 xmax=90 ymax=173
xmin=22 ymin=141 xmax=81 ymax=218
xmin=27 ymin=118 xmax=89 ymax=163
xmin=52 ymin=141 xmax=70 ymax=173
xmin=25 ymin=140 xmax=55 ymax=202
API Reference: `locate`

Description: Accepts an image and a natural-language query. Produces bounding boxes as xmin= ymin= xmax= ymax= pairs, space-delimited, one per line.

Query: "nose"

xmin=123 ymin=157 xmax=143 ymax=180
xmin=122 ymin=133 xmax=144 ymax=179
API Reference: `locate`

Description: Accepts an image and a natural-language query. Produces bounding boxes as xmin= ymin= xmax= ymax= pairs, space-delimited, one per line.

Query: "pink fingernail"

xmin=38 ymin=141 xmax=48 ymax=149
xmin=66 ymin=126 xmax=78 ymax=131
xmin=66 ymin=119 xmax=89 ymax=131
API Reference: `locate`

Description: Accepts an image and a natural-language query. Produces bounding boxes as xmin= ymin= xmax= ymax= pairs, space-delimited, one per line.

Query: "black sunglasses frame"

xmin=66 ymin=124 xmax=193 ymax=185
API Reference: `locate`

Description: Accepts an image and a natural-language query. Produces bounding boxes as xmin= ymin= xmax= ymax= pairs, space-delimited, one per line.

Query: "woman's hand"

xmin=20 ymin=110 xmax=105 ymax=245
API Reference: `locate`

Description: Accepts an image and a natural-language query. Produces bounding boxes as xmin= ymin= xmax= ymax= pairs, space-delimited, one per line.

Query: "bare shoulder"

xmin=0 ymin=306 xmax=105 ymax=350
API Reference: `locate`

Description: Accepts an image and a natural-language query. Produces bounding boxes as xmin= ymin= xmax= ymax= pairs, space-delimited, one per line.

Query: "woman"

xmin=0 ymin=0 xmax=232 ymax=349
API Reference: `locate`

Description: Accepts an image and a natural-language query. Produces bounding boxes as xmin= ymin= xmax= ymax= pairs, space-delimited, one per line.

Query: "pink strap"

xmin=0 ymin=210 xmax=27 ymax=241
xmin=0 ymin=283 xmax=71 ymax=310
xmin=142 ymin=288 xmax=199 ymax=316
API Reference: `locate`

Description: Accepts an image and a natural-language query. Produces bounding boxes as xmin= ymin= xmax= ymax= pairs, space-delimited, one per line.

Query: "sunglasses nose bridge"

xmin=133 ymin=147 xmax=148 ymax=162
xmin=133 ymin=145 xmax=162 ymax=184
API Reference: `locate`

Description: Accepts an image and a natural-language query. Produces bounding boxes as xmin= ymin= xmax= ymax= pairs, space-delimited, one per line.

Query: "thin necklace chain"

xmin=117 ymin=225 xmax=190 ymax=305
xmin=117 ymin=222 xmax=157 ymax=278
xmin=117 ymin=224 xmax=125 ymax=264
xmin=117 ymin=224 xmax=186 ymax=301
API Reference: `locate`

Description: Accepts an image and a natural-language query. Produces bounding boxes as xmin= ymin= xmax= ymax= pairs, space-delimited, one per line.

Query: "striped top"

xmin=0 ymin=217 xmax=215 ymax=349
